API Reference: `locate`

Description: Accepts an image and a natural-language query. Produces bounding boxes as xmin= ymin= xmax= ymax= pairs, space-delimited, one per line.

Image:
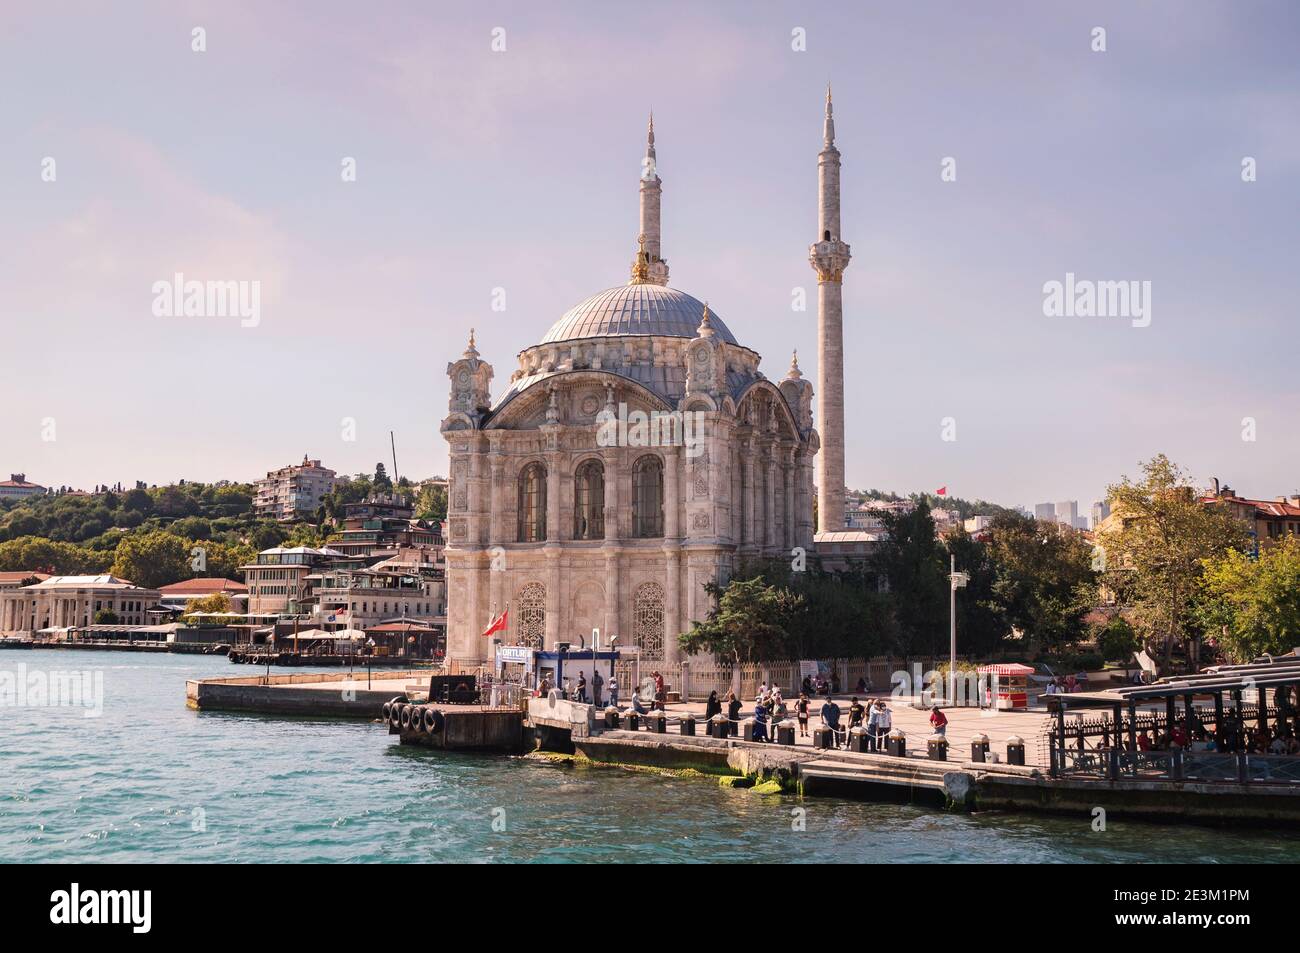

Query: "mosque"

xmin=440 ymin=91 xmax=853 ymax=669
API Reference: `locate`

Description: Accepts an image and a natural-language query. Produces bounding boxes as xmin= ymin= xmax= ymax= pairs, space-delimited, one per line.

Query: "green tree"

xmin=1101 ymin=454 xmax=1247 ymax=668
xmin=873 ymin=500 xmax=947 ymax=655
xmin=986 ymin=512 xmax=1096 ymax=653
xmin=1199 ymin=535 xmax=1300 ymax=662
xmin=110 ymin=531 xmax=190 ymax=588
xmin=93 ymin=608 xmax=119 ymax=624
xmin=944 ymin=527 xmax=1008 ymax=656
xmin=415 ymin=482 xmax=448 ymax=523
xmin=679 ymin=576 xmax=800 ymax=664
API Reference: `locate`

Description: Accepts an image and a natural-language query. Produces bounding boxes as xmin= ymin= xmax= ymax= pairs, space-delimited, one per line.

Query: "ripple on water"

xmin=6 ymin=650 xmax=1300 ymax=862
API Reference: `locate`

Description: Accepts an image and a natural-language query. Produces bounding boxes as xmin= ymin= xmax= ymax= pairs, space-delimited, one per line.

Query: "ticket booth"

xmin=978 ymin=663 xmax=1035 ymax=710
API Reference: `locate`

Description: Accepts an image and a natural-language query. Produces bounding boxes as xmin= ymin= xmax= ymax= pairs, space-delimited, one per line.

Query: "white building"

xmin=253 ymin=456 xmax=337 ymax=521
xmin=439 ymin=101 xmax=856 ymax=668
xmin=0 ymin=474 xmax=46 ymax=501
xmin=0 ymin=575 xmax=160 ymax=635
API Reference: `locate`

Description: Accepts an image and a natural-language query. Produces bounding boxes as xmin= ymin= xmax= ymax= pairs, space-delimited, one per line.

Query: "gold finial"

xmin=697 ymin=301 xmax=716 ymax=338
xmin=788 ymin=349 xmax=802 ymax=379
xmin=630 ymin=233 xmax=650 ymax=283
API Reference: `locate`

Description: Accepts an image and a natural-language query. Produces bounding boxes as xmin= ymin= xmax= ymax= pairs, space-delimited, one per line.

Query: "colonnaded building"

xmin=441 ymin=91 xmax=853 ymax=670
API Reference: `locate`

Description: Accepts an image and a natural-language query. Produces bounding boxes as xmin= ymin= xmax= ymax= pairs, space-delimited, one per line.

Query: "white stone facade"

xmin=439 ymin=112 xmax=837 ymax=668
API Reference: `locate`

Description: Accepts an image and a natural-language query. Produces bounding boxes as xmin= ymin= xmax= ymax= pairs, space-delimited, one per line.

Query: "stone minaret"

xmin=809 ymin=85 xmax=851 ymax=534
xmin=633 ymin=111 xmax=670 ymax=286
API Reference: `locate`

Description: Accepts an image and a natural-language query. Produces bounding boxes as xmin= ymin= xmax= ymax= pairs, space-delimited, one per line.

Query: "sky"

xmin=2 ymin=1 xmax=1298 ymax=514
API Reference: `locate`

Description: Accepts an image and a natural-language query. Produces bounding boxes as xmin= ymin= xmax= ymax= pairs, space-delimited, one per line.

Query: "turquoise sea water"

xmin=3 ymin=649 xmax=1300 ymax=864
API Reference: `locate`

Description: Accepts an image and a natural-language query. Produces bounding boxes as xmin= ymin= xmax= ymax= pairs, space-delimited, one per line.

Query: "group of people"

xmin=1043 ymin=672 xmax=1089 ymax=694
xmin=811 ymin=695 xmax=896 ymax=749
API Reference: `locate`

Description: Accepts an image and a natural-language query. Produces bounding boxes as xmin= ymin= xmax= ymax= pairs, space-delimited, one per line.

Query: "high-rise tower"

xmin=809 ymin=86 xmax=851 ymax=534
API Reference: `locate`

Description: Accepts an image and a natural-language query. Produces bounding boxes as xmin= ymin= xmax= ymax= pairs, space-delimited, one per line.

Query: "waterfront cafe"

xmin=1048 ymin=654 xmax=1300 ymax=784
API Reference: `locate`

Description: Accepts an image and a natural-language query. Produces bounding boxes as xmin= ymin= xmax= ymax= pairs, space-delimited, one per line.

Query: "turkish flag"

xmin=481 ymin=609 xmax=508 ymax=638
xmin=936 ymin=486 xmax=947 ymax=496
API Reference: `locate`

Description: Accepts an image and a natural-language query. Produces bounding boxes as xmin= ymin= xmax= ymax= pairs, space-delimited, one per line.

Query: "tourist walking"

xmin=653 ymin=670 xmax=666 ymax=710
xmin=576 ymin=671 xmax=588 ymax=704
xmin=796 ymin=693 xmax=811 ymax=737
xmin=820 ymin=695 xmax=842 ymax=748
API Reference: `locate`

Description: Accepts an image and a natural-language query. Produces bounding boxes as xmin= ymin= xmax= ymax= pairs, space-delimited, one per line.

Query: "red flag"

xmin=481 ymin=608 xmax=508 ymax=638
xmin=936 ymin=486 xmax=947 ymax=496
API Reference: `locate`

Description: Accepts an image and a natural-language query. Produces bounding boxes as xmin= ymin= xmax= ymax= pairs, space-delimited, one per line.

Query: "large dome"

xmin=540 ymin=284 xmax=738 ymax=346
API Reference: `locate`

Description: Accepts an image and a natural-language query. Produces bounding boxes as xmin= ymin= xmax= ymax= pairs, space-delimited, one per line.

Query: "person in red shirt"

xmin=929 ymin=706 xmax=948 ymax=736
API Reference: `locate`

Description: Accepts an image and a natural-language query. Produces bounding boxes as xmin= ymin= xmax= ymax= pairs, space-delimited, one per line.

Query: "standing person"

xmin=848 ymin=697 xmax=866 ymax=737
xmin=576 ymin=671 xmax=588 ymax=704
xmin=727 ymin=691 xmax=742 ymax=727
xmin=796 ymin=693 xmax=811 ymax=738
xmin=592 ymin=669 xmax=604 ymax=708
xmin=608 ymin=676 xmax=620 ymax=710
xmin=653 ymin=670 xmax=666 ymax=710
xmin=929 ymin=705 xmax=948 ymax=737
xmin=705 ymin=690 xmax=722 ymax=721
xmin=820 ymin=695 xmax=842 ymax=748
xmin=865 ymin=699 xmax=881 ymax=752
xmin=753 ymin=700 xmax=769 ymax=743
xmin=772 ymin=689 xmax=788 ymax=729
xmin=875 ymin=699 xmax=892 ymax=749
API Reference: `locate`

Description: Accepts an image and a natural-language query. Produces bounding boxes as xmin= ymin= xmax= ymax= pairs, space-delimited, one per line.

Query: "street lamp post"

xmin=948 ymin=554 xmax=969 ymax=704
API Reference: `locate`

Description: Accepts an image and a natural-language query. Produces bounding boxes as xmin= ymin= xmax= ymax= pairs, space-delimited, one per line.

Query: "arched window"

xmin=573 ymin=459 xmax=605 ymax=540
xmin=633 ymin=582 xmax=665 ymax=660
xmin=517 ymin=462 xmax=547 ymax=542
xmin=516 ymin=582 xmax=546 ymax=649
xmin=632 ymin=455 xmax=664 ymax=538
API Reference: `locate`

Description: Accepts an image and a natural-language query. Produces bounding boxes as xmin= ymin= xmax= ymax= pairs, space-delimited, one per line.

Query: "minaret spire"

xmin=809 ymin=88 xmax=852 ymax=535
xmin=631 ymin=110 xmax=670 ymax=286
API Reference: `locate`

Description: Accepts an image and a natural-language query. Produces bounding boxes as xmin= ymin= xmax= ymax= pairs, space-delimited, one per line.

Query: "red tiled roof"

xmin=157 ymin=578 xmax=248 ymax=595
xmin=1204 ymin=495 xmax=1300 ymax=518
xmin=0 ymin=571 xmax=51 ymax=584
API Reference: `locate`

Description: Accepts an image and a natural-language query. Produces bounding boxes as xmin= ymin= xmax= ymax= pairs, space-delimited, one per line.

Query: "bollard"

xmin=927 ymin=734 xmax=949 ymax=761
xmin=710 ymin=714 xmax=729 ymax=738
xmin=1006 ymin=735 xmax=1025 ymax=766
xmin=741 ymin=718 xmax=757 ymax=742
xmin=813 ymin=727 xmax=835 ymax=750
xmin=604 ymin=706 xmax=620 ymax=730
xmin=680 ymin=715 xmax=696 ymax=736
xmin=886 ymin=729 xmax=907 ymax=758
xmin=621 ymin=710 xmax=639 ymax=731
xmin=1107 ymin=748 xmax=1121 ymax=780
xmin=776 ymin=719 xmax=796 ymax=746
xmin=970 ymin=732 xmax=989 ymax=763
xmin=1170 ymin=749 xmax=1184 ymax=781
xmin=848 ymin=726 xmax=871 ymax=753
xmin=649 ymin=710 xmax=668 ymax=734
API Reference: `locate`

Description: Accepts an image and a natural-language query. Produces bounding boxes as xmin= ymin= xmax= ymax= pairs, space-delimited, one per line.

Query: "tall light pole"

xmin=948 ymin=554 xmax=969 ymax=704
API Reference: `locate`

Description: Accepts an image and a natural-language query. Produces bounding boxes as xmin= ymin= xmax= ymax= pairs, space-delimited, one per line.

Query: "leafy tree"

xmin=415 ymin=482 xmax=448 ymax=523
xmin=0 ymin=536 xmax=112 ymax=574
xmin=1091 ymin=615 xmax=1138 ymax=662
xmin=93 ymin=608 xmax=119 ymax=624
xmin=182 ymin=592 xmax=233 ymax=621
xmin=872 ymin=500 xmax=947 ymax=655
xmin=110 ymin=531 xmax=190 ymax=588
xmin=986 ymin=512 xmax=1096 ymax=652
xmin=1100 ymin=454 xmax=1247 ymax=668
xmin=374 ymin=463 xmax=392 ymax=491
xmin=943 ymin=527 xmax=1008 ymax=656
xmin=679 ymin=576 xmax=800 ymax=664
xmin=1199 ymin=535 xmax=1300 ymax=662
